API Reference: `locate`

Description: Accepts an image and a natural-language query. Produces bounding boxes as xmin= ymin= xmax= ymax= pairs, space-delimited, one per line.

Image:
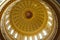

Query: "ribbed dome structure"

xmin=1 ymin=0 xmax=58 ymax=40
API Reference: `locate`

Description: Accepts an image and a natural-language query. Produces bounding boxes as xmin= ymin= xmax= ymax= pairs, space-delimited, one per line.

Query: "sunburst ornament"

xmin=1 ymin=0 xmax=58 ymax=40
